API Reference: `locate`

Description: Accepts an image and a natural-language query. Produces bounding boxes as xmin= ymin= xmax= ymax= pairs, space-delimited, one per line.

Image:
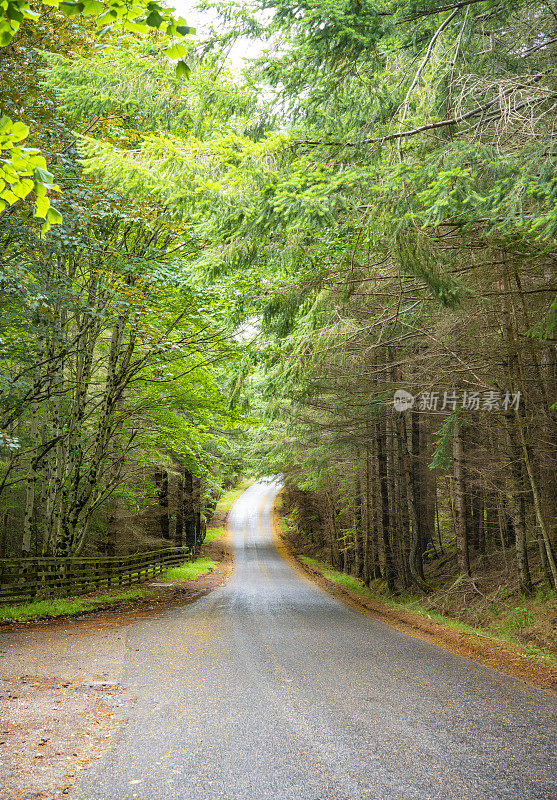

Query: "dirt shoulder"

xmin=0 ymin=512 xmax=234 ymax=799
xmin=271 ymin=504 xmax=557 ymax=694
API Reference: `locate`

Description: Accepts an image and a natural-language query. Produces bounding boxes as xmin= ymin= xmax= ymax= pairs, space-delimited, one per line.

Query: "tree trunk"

xmin=400 ymin=412 xmax=429 ymax=592
xmin=505 ymin=415 xmax=532 ymax=593
xmin=193 ymin=474 xmax=202 ymax=546
xmin=376 ymin=420 xmax=395 ymax=592
xmin=154 ymin=468 xmax=170 ymax=539
xmin=453 ymin=417 xmax=470 ymax=577
xmin=183 ymin=469 xmax=197 ymax=552
xmin=353 ymin=467 xmax=364 ymax=579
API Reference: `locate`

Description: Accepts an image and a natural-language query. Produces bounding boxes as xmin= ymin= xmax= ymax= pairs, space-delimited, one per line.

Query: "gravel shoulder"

xmin=0 ymin=529 xmax=233 ymax=799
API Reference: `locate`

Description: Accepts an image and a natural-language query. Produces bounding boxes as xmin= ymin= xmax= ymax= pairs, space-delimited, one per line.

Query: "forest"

xmin=0 ymin=0 xmax=555 ymax=637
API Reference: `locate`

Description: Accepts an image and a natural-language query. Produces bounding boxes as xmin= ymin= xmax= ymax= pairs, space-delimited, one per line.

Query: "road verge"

xmin=271 ymin=499 xmax=557 ymax=693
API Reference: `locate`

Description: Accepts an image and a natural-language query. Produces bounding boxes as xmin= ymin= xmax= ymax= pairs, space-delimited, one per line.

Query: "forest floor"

xmin=275 ymin=505 xmax=557 ymax=693
xmin=0 ymin=491 xmax=238 ymax=799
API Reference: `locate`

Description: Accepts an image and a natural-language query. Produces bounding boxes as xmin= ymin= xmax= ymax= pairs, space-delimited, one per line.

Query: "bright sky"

xmin=168 ymin=0 xmax=266 ymax=71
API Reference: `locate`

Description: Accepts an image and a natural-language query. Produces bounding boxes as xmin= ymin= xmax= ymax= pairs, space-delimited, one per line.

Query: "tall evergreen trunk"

xmin=155 ymin=468 xmax=170 ymax=540
xmin=183 ymin=469 xmax=197 ymax=552
xmin=362 ymin=440 xmax=373 ymax=584
xmin=395 ymin=423 xmax=411 ymax=588
xmin=499 ymin=260 xmax=557 ymax=589
xmin=376 ymin=420 xmax=395 ymax=592
xmin=400 ymin=412 xmax=429 ymax=592
xmin=410 ymin=411 xmax=426 ymax=580
xmin=353 ymin=466 xmax=364 ymax=579
xmin=325 ymin=487 xmax=341 ymax=569
xmin=453 ymin=417 xmax=470 ymax=577
xmin=514 ymin=410 xmax=557 ymax=590
xmin=505 ymin=415 xmax=532 ymax=593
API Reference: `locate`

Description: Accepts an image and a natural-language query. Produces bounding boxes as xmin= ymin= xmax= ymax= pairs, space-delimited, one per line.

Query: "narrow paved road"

xmin=75 ymin=480 xmax=556 ymax=800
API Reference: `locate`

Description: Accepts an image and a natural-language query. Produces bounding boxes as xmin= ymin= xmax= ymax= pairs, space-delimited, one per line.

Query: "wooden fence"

xmin=0 ymin=546 xmax=191 ymax=604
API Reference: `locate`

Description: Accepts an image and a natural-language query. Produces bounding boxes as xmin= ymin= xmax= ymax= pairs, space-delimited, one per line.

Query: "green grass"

xmin=386 ymin=598 xmax=492 ymax=637
xmin=0 ymin=589 xmax=147 ymax=623
xmin=322 ymin=569 xmax=374 ymax=597
xmin=203 ymin=525 xmax=225 ymax=543
xmin=301 ymin=555 xmax=377 ymax=599
xmin=300 ymin=555 xmax=320 ymax=566
xmin=300 ymin=555 xmax=498 ymax=637
xmin=280 ymin=518 xmax=290 ymax=535
xmin=163 ymin=557 xmax=218 ymax=581
xmin=0 ymin=553 xmax=220 ymax=622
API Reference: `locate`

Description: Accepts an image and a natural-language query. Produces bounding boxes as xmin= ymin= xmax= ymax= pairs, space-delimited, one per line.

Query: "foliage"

xmin=0 ymin=11 xmax=251 ymax=562
xmin=0 ymin=115 xmax=60 ymax=231
xmin=0 ymin=0 xmax=194 ymax=224
xmin=1 ymin=0 xmax=556 ymax=605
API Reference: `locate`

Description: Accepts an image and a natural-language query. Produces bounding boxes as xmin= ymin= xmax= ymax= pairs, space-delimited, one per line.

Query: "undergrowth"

xmin=203 ymin=526 xmax=225 ymax=543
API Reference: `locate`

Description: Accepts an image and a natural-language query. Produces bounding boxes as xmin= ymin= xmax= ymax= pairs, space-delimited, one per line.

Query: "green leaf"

xmin=123 ymin=20 xmax=146 ymax=33
xmin=81 ymin=0 xmax=104 ymax=13
xmin=5 ymin=6 xmax=24 ymax=22
xmin=176 ymin=60 xmax=190 ymax=80
xmin=145 ymin=9 xmax=164 ymax=28
xmin=163 ymin=42 xmax=188 ymax=60
xmin=34 ymin=194 xmax=50 ymax=218
xmin=175 ymin=24 xmax=194 ymax=36
xmin=46 ymin=206 xmax=63 ymax=224
xmin=0 ymin=188 xmax=18 ymax=203
xmin=8 ymin=121 xmax=29 ymax=142
xmin=59 ymin=2 xmax=85 ymax=16
xmin=34 ymin=165 xmax=55 ymax=186
xmin=11 ymin=180 xmax=32 ymax=199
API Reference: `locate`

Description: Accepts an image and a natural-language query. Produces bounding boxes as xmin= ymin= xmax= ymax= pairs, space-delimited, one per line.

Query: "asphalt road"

xmin=74 ymin=479 xmax=556 ymax=800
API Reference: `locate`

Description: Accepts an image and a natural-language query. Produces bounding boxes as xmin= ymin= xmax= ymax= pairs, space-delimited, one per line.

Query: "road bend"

xmin=75 ymin=479 xmax=556 ymax=800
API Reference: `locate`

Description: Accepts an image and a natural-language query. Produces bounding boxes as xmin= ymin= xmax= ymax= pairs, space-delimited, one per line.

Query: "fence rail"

xmin=0 ymin=547 xmax=191 ymax=603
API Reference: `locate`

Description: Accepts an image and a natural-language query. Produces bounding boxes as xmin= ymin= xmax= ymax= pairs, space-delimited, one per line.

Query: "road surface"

xmin=75 ymin=479 xmax=556 ymax=800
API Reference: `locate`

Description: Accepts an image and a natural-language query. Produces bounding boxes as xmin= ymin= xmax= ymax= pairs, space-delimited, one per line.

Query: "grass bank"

xmin=0 ymin=589 xmax=149 ymax=623
xmin=163 ymin=557 xmax=218 ymax=581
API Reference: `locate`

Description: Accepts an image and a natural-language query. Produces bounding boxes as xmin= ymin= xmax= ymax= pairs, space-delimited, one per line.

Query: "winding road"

xmin=75 ymin=479 xmax=556 ymax=800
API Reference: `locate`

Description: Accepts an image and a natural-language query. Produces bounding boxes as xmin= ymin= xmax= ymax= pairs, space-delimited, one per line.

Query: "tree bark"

xmin=453 ymin=417 xmax=470 ymax=577
xmin=154 ymin=468 xmax=170 ymax=540
xmin=376 ymin=420 xmax=395 ymax=592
